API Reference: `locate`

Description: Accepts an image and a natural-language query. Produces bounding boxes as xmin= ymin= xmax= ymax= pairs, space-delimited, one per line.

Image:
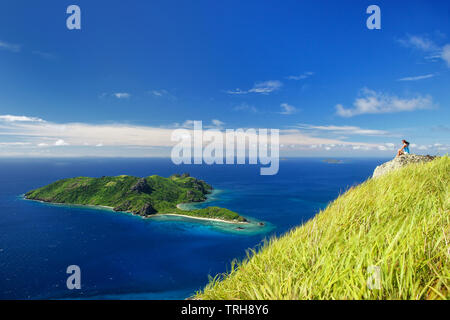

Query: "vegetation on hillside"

xmin=25 ymin=173 xmax=246 ymax=222
xmin=197 ymin=156 xmax=449 ymax=299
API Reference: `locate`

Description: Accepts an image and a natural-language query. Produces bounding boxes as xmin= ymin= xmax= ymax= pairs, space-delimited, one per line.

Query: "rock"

xmin=185 ymin=189 xmax=207 ymax=202
xmin=186 ymin=190 xmax=195 ymax=201
xmin=113 ymin=200 xmax=131 ymax=212
xmin=373 ymin=154 xmax=437 ymax=178
xmin=138 ymin=203 xmax=157 ymax=216
xmin=130 ymin=178 xmax=151 ymax=193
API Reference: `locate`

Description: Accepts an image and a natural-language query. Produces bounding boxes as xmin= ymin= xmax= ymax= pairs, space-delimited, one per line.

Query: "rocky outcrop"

xmin=373 ymin=154 xmax=437 ymax=178
xmin=138 ymin=203 xmax=157 ymax=216
xmin=130 ymin=178 xmax=152 ymax=194
xmin=113 ymin=200 xmax=131 ymax=212
xmin=113 ymin=201 xmax=156 ymax=216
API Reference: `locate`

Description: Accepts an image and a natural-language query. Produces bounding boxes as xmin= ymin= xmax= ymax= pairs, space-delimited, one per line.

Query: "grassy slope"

xmin=25 ymin=174 xmax=246 ymax=222
xmin=198 ymin=156 xmax=449 ymax=299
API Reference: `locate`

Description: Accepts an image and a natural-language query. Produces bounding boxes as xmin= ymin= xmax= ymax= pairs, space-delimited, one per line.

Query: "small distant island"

xmin=25 ymin=173 xmax=248 ymax=224
xmin=322 ymin=159 xmax=343 ymax=164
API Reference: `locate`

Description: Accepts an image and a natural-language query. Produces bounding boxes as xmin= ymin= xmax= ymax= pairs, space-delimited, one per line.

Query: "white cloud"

xmin=226 ymin=80 xmax=282 ymax=95
xmin=54 ymin=139 xmax=69 ymax=146
xmin=397 ymin=74 xmax=434 ymax=81
xmin=3 ymin=114 xmax=446 ymax=157
xmin=398 ymin=35 xmax=450 ymax=68
xmin=249 ymin=80 xmax=282 ymax=94
xmin=297 ymin=124 xmax=389 ymax=136
xmin=0 ymin=40 xmax=21 ymax=52
xmin=211 ymin=119 xmax=225 ymax=128
xmin=151 ymin=89 xmax=168 ymax=97
xmin=0 ymin=115 xmax=44 ymax=122
xmin=441 ymin=44 xmax=450 ymax=67
xmin=279 ymin=103 xmax=297 ymax=115
xmin=233 ymin=103 xmax=258 ymax=113
xmin=226 ymin=88 xmax=247 ymax=95
xmin=7 ymin=115 xmax=440 ymax=157
xmin=0 ymin=115 xmax=381 ymax=152
xmin=424 ymin=54 xmax=442 ymax=62
xmin=0 ymin=142 xmax=30 ymax=146
xmin=398 ymin=35 xmax=439 ymax=52
xmin=171 ymin=119 xmax=225 ymax=129
xmin=113 ymin=93 xmax=130 ymax=99
xmin=175 ymin=120 xmax=195 ymax=128
xmin=286 ymin=72 xmax=314 ymax=81
xmin=336 ymin=88 xmax=433 ymax=117
xmin=276 ymin=130 xmax=376 ymax=149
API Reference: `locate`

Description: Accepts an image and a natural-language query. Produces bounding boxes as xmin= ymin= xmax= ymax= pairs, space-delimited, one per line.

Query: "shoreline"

xmin=159 ymin=211 xmax=250 ymax=225
xmin=23 ymin=196 xmax=250 ymax=226
xmin=23 ymin=197 xmax=117 ymax=211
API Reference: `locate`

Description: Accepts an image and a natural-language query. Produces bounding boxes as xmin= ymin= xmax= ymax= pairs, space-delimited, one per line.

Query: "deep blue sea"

xmin=0 ymin=157 xmax=387 ymax=299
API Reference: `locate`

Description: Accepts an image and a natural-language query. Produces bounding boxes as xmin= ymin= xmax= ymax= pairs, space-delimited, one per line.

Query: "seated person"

xmin=396 ymin=139 xmax=410 ymax=157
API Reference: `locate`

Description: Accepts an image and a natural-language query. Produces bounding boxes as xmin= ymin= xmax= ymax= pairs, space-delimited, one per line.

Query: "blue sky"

xmin=0 ymin=0 xmax=449 ymax=157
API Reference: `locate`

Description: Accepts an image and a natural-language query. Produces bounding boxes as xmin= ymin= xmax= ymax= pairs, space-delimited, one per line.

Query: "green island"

xmin=25 ymin=173 xmax=248 ymax=224
xmin=197 ymin=156 xmax=449 ymax=299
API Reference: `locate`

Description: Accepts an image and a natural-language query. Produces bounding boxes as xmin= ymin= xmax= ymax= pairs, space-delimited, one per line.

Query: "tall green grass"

xmin=197 ymin=156 xmax=449 ymax=300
